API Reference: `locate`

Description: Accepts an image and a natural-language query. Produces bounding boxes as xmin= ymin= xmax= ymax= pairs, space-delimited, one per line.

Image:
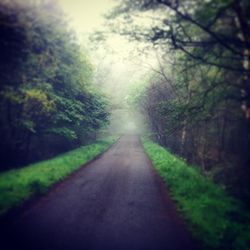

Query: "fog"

xmin=92 ymin=51 xmax=151 ymax=135
xmin=57 ymin=0 xmax=157 ymax=135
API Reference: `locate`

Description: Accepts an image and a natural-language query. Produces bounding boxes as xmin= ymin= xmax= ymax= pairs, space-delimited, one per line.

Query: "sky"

xmin=57 ymin=0 xmax=116 ymax=34
xmin=56 ymin=0 xmax=160 ymax=86
xmin=56 ymin=0 xmax=157 ymax=75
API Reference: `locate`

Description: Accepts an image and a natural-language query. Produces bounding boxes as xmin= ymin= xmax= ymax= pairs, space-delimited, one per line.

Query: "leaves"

xmin=0 ymin=0 xmax=110 ymax=169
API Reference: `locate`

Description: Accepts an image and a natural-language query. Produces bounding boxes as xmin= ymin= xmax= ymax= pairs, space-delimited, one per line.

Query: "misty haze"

xmin=0 ymin=1 xmax=250 ymax=250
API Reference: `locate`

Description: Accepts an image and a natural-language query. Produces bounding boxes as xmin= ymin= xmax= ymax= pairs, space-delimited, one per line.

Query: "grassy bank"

xmin=142 ymin=138 xmax=250 ymax=250
xmin=0 ymin=137 xmax=117 ymax=216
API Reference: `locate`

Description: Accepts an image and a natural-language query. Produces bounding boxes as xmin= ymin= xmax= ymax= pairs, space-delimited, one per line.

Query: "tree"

xmin=110 ymin=0 xmax=250 ymax=204
xmin=0 ymin=0 xmax=110 ymax=169
xmin=110 ymin=0 xmax=250 ymax=120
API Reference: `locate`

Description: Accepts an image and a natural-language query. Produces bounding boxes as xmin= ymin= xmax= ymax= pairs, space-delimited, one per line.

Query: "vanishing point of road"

xmin=3 ymin=135 xmax=199 ymax=250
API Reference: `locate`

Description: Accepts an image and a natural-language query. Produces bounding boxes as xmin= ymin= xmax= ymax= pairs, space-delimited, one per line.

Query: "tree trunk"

xmin=181 ymin=119 xmax=187 ymax=156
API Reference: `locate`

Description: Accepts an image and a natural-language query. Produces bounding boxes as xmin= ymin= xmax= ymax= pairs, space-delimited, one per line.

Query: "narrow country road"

xmin=3 ymin=135 xmax=198 ymax=250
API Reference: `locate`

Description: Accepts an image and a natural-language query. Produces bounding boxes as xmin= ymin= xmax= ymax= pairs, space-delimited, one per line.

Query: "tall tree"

xmin=0 ymin=0 xmax=110 ymax=169
xmin=111 ymin=0 xmax=250 ymax=203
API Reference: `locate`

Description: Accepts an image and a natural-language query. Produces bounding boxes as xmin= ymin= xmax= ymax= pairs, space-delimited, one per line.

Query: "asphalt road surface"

xmin=2 ymin=135 xmax=198 ymax=250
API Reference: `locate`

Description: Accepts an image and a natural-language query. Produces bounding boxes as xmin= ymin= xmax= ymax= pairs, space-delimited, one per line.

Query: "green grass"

xmin=0 ymin=137 xmax=117 ymax=216
xmin=141 ymin=138 xmax=250 ymax=250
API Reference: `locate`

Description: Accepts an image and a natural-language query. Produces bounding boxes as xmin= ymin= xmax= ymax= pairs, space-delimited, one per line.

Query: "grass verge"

xmin=0 ymin=137 xmax=117 ymax=216
xmin=141 ymin=138 xmax=250 ymax=250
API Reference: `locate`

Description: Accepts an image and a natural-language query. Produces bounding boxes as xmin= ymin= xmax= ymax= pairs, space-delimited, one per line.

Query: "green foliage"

xmin=48 ymin=127 xmax=77 ymax=141
xmin=0 ymin=0 xmax=110 ymax=169
xmin=142 ymin=138 xmax=250 ymax=250
xmin=0 ymin=137 xmax=117 ymax=216
xmin=23 ymin=89 xmax=55 ymax=116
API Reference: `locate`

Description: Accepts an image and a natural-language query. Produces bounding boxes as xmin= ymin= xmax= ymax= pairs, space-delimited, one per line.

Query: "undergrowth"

xmin=142 ymin=138 xmax=250 ymax=250
xmin=0 ymin=137 xmax=117 ymax=216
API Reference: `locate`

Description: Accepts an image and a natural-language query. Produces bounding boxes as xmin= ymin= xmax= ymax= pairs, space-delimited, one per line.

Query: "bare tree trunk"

xmin=25 ymin=132 xmax=32 ymax=163
xmin=233 ymin=0 xmax=250 ymax=120
xmin=181 ymin=119 xmax=187 ymax=155
xmin=219 ymin=111 xmax=227 ymax=162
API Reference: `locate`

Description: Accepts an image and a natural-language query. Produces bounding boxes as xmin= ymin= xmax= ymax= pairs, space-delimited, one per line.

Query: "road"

xmin=2 ymin=135 xmax=198 ymax=250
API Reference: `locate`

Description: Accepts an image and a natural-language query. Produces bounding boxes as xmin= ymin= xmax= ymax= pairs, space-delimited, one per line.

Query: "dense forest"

xmin=109 ymin=0 xmax=250 ymax=205
xmin=0 ymin=0 xmax=110 ymax=170
xmin=0 ymin=1 xmax=250 ymax=249
xmin=1 ymin=0 xmax=249 ymax=206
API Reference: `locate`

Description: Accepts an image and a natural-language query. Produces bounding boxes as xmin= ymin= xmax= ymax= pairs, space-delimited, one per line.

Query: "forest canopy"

xmin=0 ymin=0 xmax=110 ymax=169
xmin=107 ymin=0 xmax=250 ymax=204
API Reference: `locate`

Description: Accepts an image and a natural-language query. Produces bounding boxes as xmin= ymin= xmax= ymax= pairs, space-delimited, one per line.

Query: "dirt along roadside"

xmin=2 ymin=135 xmax=199 ymax=250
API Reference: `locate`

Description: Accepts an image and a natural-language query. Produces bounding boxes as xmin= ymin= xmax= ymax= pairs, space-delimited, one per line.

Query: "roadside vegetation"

xmin=0 ymin=137 xmax=117 ymax=216
xmin=109 ymin=0 xmax=250 ymax=209
xmin=142 ymin=138 xmax=250 ymax=250
xmin=0 ymin=0 xmax=110 ymax=171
